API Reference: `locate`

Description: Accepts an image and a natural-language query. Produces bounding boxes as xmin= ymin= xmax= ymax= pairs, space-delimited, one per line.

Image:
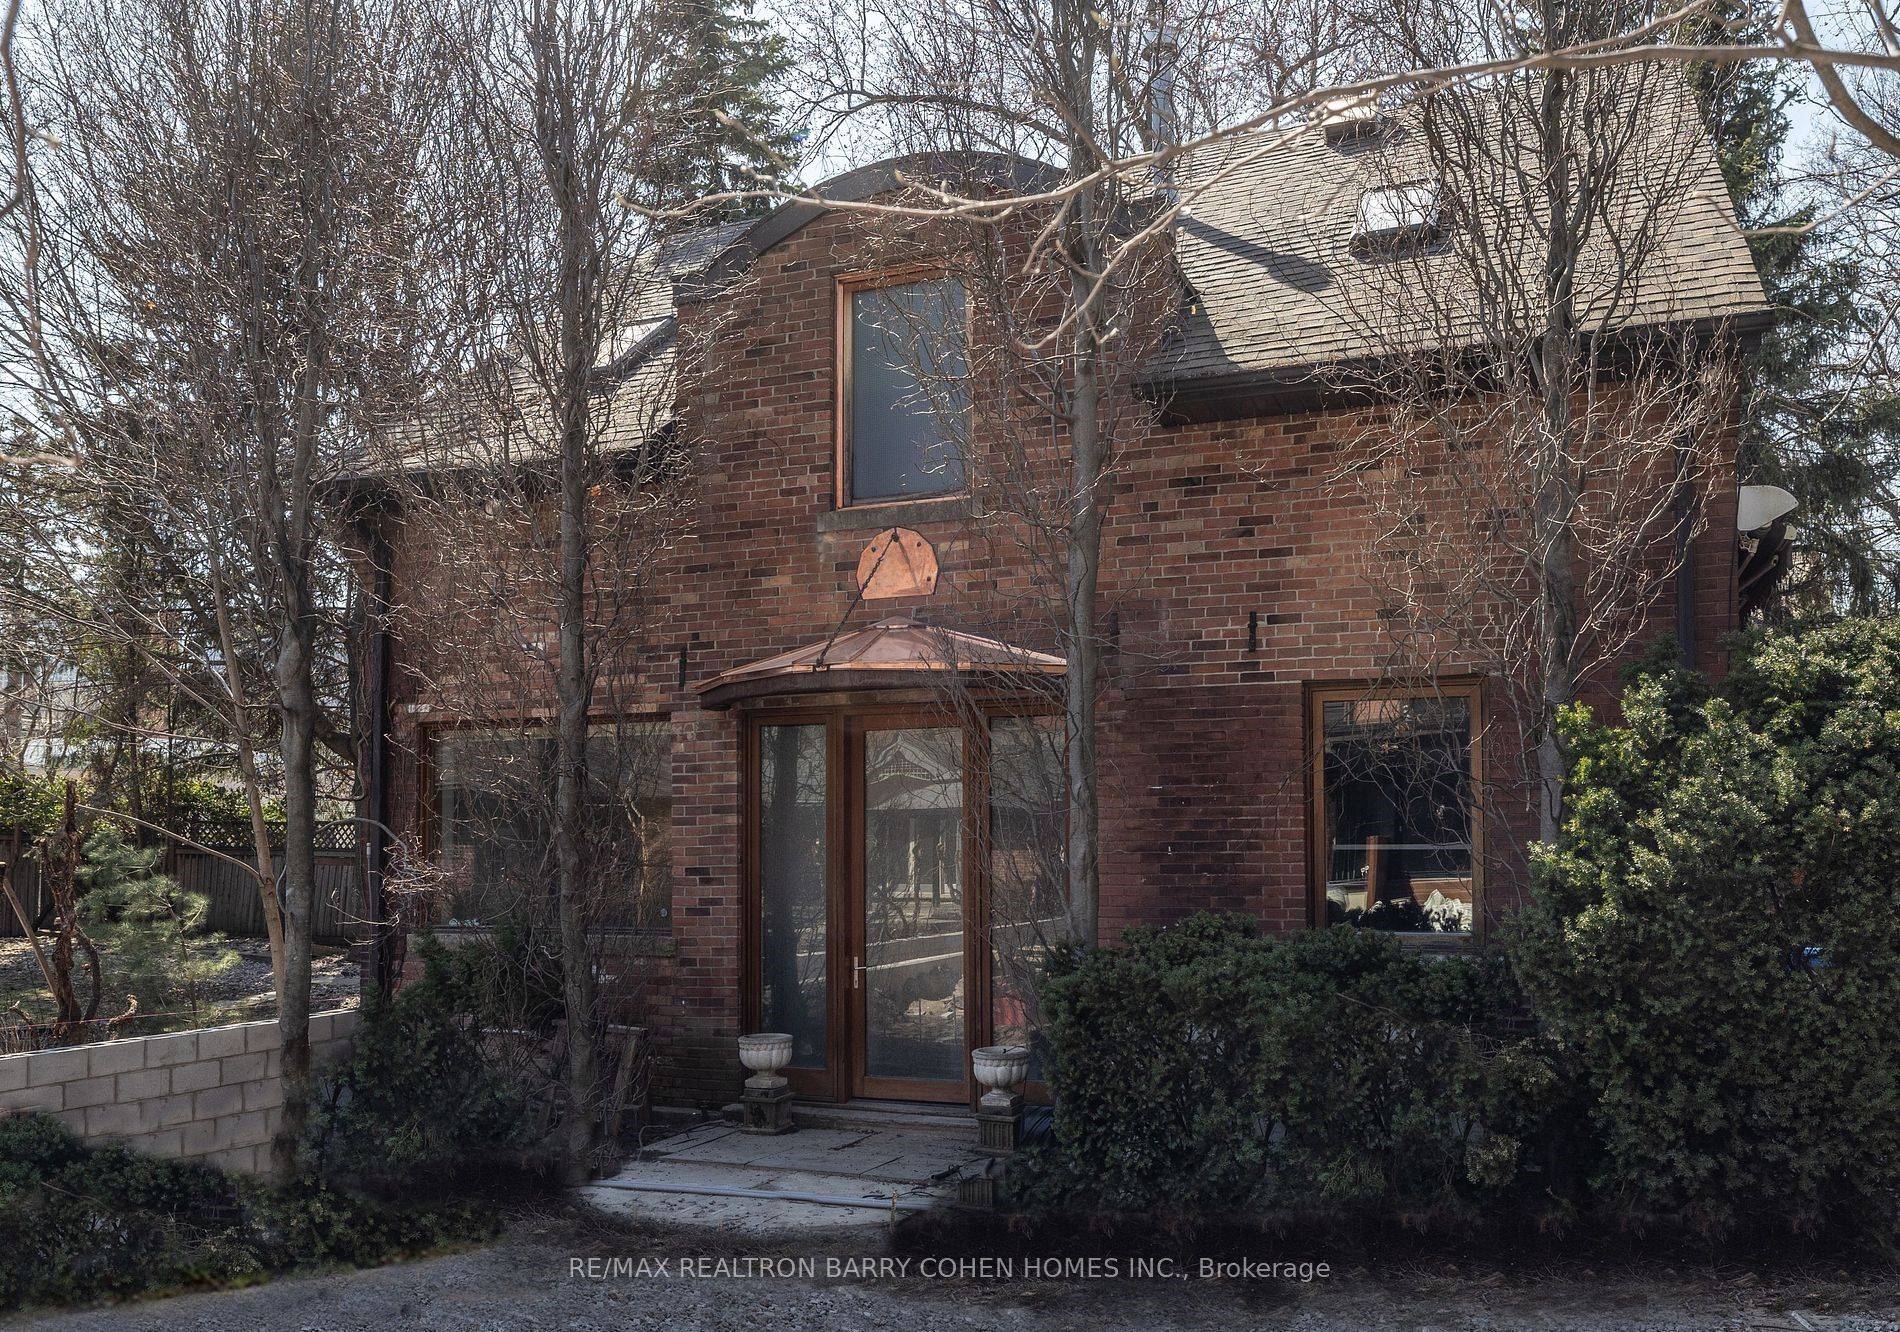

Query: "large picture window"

xmin=838 ymin=274 xmax=969 ymax=505
xmin=433 ymin=722 xmax=671 ymax=930
xmin=1310 ymin=684 xmax=1478 ymax=935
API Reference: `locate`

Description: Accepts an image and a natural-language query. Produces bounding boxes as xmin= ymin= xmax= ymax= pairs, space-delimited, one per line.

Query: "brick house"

xmin=356 ymin=120 xmax=1772 ymax=1111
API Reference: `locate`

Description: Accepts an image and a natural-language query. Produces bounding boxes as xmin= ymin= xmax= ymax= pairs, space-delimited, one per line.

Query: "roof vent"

xmin=1353 ymin=180 xmax=1442 ymax=249
xmin=1318 ymin=93 xmax=1382 ymax=141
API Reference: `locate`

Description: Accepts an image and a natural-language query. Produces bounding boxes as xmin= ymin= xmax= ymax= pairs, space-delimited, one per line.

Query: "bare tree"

xmin=781 ymin=0 xmax=1334 ymax=945
xmin=1321 ymin=0 xmax=1743 ymax=854
xmin=1 ymin=0 xmax=446 ymax=1179
xmin=1758 ymin=1 xmax=1900 ymax=612
xmin=0 ymin=0 xmax=26 ymax=227
xmin=385 ymin=0 xmax=708 ymax=1181
xmin=769 ymin=2 xmax=1835 ymax=942
xmin=0 ymin=434 xmax=306 ymax=960
xmin=0 ymin=786 xmax=113 ymax=1046
xmin=379 ymin=450 xmax=695 ymax=1166
xmin=1782 ymin=0 xmax=1899 ymax=161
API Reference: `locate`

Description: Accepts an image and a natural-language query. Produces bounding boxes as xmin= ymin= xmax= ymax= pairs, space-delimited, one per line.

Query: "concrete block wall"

xmin=0 ymin=1008 xmax=359 ymax=1174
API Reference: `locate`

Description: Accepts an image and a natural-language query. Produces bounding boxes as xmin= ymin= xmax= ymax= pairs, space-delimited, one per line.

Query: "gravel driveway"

xmin=7 ymin=1209 xmax=1898 ymax=1332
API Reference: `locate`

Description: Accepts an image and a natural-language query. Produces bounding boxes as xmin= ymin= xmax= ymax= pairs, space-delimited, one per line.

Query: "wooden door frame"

xmin=845 ymin=708 xmax=977 ymax=1103
xmin=741 ymin=694 xmax=1048 ymax=1105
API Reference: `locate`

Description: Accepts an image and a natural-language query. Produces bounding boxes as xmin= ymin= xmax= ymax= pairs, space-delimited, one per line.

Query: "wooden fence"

xmin=1 ymin=827 xmax=364 ymax=946
xmin=0 ymin=856 xmax=44 ymax=940
xmin=168 ymin=848 xmax=364 ymax=944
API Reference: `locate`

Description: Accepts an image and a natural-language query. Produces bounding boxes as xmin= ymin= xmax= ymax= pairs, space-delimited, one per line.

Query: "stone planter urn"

xmin=737 ymin=1033 xmax=796 ymax=1134
xmin=972 ymin=1045 xmax=1029 ymax=1100
xmin=971 ymin=1044 xmax=1029 ymax=1156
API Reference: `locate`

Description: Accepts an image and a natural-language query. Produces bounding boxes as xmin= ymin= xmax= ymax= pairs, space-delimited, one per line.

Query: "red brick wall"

xmin=375 ymin=207 xmax=1744 ymax=1106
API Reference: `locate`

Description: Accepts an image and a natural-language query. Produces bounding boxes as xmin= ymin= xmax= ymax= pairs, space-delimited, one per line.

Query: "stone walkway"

xmin=580 ymin=1119 xmax=986 ymax=1235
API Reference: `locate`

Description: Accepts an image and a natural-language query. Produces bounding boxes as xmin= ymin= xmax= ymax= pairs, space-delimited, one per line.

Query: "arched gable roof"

xmin=680 ymin=151 xmax=1063 ymax=301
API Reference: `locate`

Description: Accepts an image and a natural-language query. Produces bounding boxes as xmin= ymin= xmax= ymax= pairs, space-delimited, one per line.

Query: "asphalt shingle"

xmin=1149 ymin=90 xmax=1769 ymax=387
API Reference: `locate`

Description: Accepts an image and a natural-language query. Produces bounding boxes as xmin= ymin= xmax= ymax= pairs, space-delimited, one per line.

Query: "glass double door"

xmin=753 ymin=711 xmax=975 ymax=1102
xmin=858 ymin=724 xmax=969 ymax=1095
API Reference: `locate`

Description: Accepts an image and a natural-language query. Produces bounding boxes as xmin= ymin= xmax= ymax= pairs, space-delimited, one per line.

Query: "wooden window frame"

xmin=833 ymin=267 xmax=972 ymax=511
xmin=417 ymin=713 xmax=673 ymax=936
xmin=1304 ymin=677 xmax=1485 ymax=940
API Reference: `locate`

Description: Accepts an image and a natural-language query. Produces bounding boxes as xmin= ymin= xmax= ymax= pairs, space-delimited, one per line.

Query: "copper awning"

xmin=696 ymin=615 xmax=1065 ymax=710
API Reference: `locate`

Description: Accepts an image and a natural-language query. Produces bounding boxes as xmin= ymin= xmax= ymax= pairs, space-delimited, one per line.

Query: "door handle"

xmin=853 ymin=958 xmax=867 ymax=990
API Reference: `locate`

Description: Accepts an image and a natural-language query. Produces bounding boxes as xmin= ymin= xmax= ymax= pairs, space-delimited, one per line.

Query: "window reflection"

xmin=1320 ymin=694 xmax=1474 ymax=934
xmin=760 ymin=725 xmax=828 ymax=1069
xmin=435 ymin=724 xmax=671 ymax=930
xmin=847 ymin=278 xmax=969 ymax=502
xmin=863 ymin=728 xmax=965 ymax=1083
xmin=988 ymin=716 xmax=1067 ymax=1079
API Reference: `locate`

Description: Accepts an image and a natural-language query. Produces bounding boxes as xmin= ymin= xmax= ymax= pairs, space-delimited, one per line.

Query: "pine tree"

xmin=1689 ymin=1 xmax=1900 ymax=614
xmin=654 ymin=0 xmax=798 ymax=218
xmin=78 ymin=825 xmax=238 ymax=1024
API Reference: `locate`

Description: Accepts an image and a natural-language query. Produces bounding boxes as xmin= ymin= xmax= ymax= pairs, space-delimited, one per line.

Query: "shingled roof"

xmin=363 ymin=221 xmax=748 ymax=478
xmin=363 ymin=106 xmax=1769 ymax=479
xmin=669 ymin=106 xmax=1766 ymax=410
xmin=1146 ymin=97 xmax=1770 ymax=399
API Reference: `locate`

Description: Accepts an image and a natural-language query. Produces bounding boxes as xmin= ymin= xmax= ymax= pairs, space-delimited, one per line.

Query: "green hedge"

xmin=1515 ymin=621 xmax=1900 ymax=1239
xmin=0 ymin=769 xmax=62 ymax=839
xmin=1022 ymin=916 xmax=1579 ymax=1227
xmin=0 ymin=1113 xmax=497 ymax=1311
xmin=1026 ymin=622 xmax=1900 ymax=1247
xmin=303 ymin=934 xmax=528 ymax=1191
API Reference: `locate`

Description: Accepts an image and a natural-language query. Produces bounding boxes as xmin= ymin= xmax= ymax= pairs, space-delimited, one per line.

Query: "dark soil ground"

xmin=5 ymin=1200 xmax=1897 ymax=1332
xmin=0 ymin=935 xmax=358 ymax=1036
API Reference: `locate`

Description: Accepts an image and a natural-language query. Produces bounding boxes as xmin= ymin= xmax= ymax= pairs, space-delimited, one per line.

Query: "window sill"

xmin=816 ymin=495 xmax=971 ymax=534
xmin=1394 ymin=931 xmax=1478 ymax=957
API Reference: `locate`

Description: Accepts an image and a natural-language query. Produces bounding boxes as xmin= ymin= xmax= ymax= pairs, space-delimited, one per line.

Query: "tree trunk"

xmin=265 ymin=252 xmax=325 ymax=1181
xmin=1056 ymin=11 xmax=1105 ymax=949
xmin=549 ymin=115 xmax=601 ymax=1177
xmin=269 ymin=615 xmax=318 ymax=1182
xmin=1533 ymin=325 xmax=1579 ymax=842
xmin=552 ymin=387 xmax=599 ymax=1183
xmin=1063 ymin=297 xmax=1104 ymax=948
xmin=207 ymin=540 xmax=285 ymax=1002
xmin=1533 ymin=48 xmax=1581 ymax=842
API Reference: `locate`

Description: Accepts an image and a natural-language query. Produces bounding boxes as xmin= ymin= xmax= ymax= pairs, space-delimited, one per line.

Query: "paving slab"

xmin=799 ymin=1142 xmax=967 ymax=1183
xmin=587 ymin=1121 xmax=985 ymax=1237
